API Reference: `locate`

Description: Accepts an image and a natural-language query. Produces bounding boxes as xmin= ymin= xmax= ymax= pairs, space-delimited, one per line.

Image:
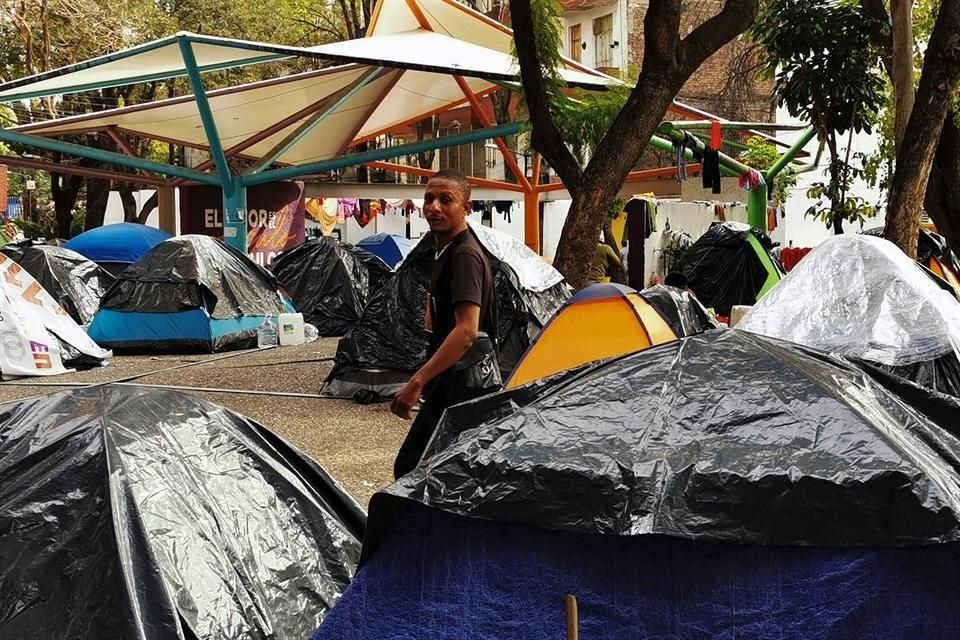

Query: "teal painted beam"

xmin=765 ymin=127 xmax=816 ymax=183
xmin=223 ymin=175 xmax=248 ymax=252
xmin=747 ymin=184 xmax=769 ymax=231
xmin=0 ymin=54 xmax=284 ymax=104
xmin=0 ymin=127 xmax=221 ymax=185
xmin=248 ymin=66 xmax=385 ymax=174
xmin=244 ymin=121 xmax=525 ymax=186
xmin=178 ymin=36 xmax=234 ymax=196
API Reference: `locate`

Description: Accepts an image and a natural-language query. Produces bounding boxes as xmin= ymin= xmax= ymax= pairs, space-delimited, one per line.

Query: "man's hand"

xmin=391 ymin=377 xmax=424 ymax=419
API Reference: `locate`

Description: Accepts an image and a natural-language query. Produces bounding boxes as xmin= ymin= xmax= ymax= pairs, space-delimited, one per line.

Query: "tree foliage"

xmin=751 ymin=0 xmax=885 ymax=233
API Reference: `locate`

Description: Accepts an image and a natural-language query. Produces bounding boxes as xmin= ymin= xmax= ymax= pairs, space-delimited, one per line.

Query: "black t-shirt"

xmin=428 ymin=228 xmax=495 ymax=349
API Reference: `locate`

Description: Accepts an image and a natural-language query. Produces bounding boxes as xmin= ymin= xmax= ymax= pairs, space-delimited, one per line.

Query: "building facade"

xmin=559 ymin=0 xmax=774 ymax=123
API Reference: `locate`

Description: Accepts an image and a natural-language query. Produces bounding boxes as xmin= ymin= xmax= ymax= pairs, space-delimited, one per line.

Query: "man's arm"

xmin=390 ymin=302 xmax=480 ymax=419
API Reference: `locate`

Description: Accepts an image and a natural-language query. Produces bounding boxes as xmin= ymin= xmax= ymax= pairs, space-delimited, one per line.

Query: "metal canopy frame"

xmin=0 ymin=10 xmax=814 ymax=251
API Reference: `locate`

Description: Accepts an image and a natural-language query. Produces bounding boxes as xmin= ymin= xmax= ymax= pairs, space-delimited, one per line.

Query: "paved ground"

xmin=0 ymin=339 xmax=408 ymax=507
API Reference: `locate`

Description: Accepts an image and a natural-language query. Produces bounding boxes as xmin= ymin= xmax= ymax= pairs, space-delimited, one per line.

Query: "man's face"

xmin=423 ymin=178 xmax=470 ymax=235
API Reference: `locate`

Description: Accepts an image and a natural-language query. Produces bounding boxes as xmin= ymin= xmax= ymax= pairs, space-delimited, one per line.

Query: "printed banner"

xmin=0 ymin=254 xmax=109 ymax=379
xmin=180 ymin=182 xmax=306 ymax=266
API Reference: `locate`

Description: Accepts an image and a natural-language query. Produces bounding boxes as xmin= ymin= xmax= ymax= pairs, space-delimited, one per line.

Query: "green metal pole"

xmin=244 ymin=121 xmax=524 ymax=186
xmin=178 ymin=35 xmax=234 ymax=197
xmin=0 ymin=127 xmax=221 ymax=185
xmin=765 ymin=127 xmax=816 ymax=183
xmin=747 ymin=183 xmax=769 ymax=231
xmin=222 ymin=175 xmax=247 ymax=252
xmin=648 ymin=134 xmax=739 ymax=177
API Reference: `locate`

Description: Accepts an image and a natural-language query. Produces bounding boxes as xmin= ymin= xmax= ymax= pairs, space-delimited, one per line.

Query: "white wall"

xmin=559 ymin=1 xmax=628 ymax=72
xmin=104 ymin=189 xmax=181 ymax=233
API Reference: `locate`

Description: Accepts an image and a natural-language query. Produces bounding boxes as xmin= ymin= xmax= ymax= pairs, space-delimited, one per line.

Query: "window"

xmin=569 ymin=24 xmax=582 ymax=63
xmin=593 ymin=13 xmax=614 ymax=69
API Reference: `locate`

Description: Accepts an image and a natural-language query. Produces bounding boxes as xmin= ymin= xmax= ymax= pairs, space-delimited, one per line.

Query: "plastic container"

xmin=257 ymin=315 xmax=278 ymax=348
xmin=278 ymin=312 xmax=305 ymax=346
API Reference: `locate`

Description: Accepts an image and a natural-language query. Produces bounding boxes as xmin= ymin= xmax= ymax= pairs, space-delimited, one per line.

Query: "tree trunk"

xmin=117 ymin=184 xmax=137 ymax=221
xmin=137 ymin=192 xmax=159 ymax=223
xmin=554 ymin=182 xmax=624 ymax=288
xmin=85 ymin=179 xmax=110 ymax=231
xmin=51 ymin=173 xmax=83 ymax=239
xmin=890 ymin=0 xmax=915 ymax=148
xmin=924 ymin=109 xmax=960 ymax=253
xmin=884 ymin=0 xmax=960 ymax=258
xmin=832 ymin=216 xmax=844 ymax=235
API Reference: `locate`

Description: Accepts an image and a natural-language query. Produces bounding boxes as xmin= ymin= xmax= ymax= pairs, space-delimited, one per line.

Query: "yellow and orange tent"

xmin=506 ymin=283 xmax=716 ymax=389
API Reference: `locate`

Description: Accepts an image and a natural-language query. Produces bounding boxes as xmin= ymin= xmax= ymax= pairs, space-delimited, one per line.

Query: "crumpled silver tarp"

xmin=469 ymin=220 xmax=565 ymax=292
xmin=0 ymin=386 xmax=364 ymax=640
xmin=738 ymin=234 xmax=960 ymax=366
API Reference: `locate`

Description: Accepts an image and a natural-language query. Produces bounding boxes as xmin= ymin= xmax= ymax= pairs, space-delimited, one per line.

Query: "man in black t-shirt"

xmin=390 ymin=169 xmax=495 ymax=478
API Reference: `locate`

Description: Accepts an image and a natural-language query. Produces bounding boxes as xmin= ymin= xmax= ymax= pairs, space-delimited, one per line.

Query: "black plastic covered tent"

xmin=739 ymin=234 xmax=960 ymax=398
xmin=311 ymin=330 xmax=960 ymax=640
xmin=0 ymin=241 xmax=114 ymax=324
xmin=88 ymin=235 xmax=290 ymax=353
xmin=0 ymin=386 xmax=364 ymax=640
xmin=324 ymin=224 xmax=569 ymax=401
xmin=638 ymin=284 xmax=718 ymax=336
xmin=269 ymin=237 xmax=391 ymax=336
xmin=679 ymin=221 xmax=783 ymax=316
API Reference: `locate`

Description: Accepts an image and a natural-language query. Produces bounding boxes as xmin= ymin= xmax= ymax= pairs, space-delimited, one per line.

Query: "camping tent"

xmin=88 ymin=235 xmax=290 ymax=353
xmin=0 ymin=241 xmax=115 ymax=324
xmin=0 ymin=252 xmax=109 ymax=377
xmin=356 ymin=233 xmax=415 ymax=269
xmin=738 ymin=234 xmax=960 ymax=398
xmin=679 ymin=221 xmax=783 ymax=317
xmin=312 ymin=330 xmax=960 ymax=639
xmin=324 ymin=222 xmax=569 ymax=402
xmin=864 ymin=227 xmax=960 ymax=298
xmin=64 ymin=222 xmax=172 ymax=276
xmin=269 ymin=237 xmax=392 ymax=336
xmin=506 ymin=283 xmax=717 ymax=388
xmin=0 ymin=386 xmax=364 ymax=640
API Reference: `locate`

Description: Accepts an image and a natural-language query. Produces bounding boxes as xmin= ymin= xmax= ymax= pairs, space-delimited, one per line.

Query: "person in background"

xmin=390 ymin=169 xmax=497 ymax=479
xmin=589 ymin=233 xmax=624 ymax=285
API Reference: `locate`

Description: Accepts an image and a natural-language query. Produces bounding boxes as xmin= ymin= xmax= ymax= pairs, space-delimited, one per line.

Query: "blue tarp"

xmin=89 ymin=309 xmax=268 ymax=352
xmin=356 ymin=233 xmax=414 ymax=269
xmin=65 ymin=223 xmax=172 ymax=265
xmin=312 ymin=504 xmax=960 ymax=640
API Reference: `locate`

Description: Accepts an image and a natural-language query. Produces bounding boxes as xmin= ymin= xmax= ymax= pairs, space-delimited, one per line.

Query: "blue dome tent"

xmin=64 ymin=223 xmax=172 ymax=276
xmin=356 ymin=233 xmax=414 ymax=269
xmin=89 ymin=235 xmax=290 ymax=353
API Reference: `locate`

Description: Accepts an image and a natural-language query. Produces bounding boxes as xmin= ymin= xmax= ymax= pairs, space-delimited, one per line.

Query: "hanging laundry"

xmin=710 ymin=121 xmax=722 ymax=150
xmin=306 ymin=198 xmax=338 ymax=236
xmin=494 ymin=201 xmax=513 ymax=224
xmin=712 ymin=201 xmax=727 ymax=222
xmin=337 ymin=198 xmax=360 ymax=218
xmin=702 ymin=147 xmax=722 ymax=194
xmin=738 ymin=169 xmax=766 ymax=191
xmin=767 ymin=205 xmax=778 ymax=232
xmin=685 ymin=132 xmax=703 ymax=162
xmin=370 ymin=200 xmax=383 ymax=218
xmin=355 ymin=200 xmax=373 ymax=228
xmin=674 ymin=138 xmax=688 ymax=182
xmin=384 ymin=198 xmax=405 ymax=215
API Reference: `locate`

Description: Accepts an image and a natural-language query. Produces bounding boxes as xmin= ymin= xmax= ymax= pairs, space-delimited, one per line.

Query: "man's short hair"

xmin=429 ymin=168 xmax=472 ymax=202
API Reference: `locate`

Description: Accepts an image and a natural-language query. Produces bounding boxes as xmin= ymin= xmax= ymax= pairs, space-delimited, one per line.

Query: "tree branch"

xmin=508 ymin=0 xmax=583 ymax=194
xmin=643 ymin=0 xmax=683 ymax=72
xmin=679 ymin=0 xmax=760 ymax=76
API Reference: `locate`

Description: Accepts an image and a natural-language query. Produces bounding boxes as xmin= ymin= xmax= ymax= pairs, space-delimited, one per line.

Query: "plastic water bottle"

xmin=257 ymin=315 xmax=278 ymax=348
